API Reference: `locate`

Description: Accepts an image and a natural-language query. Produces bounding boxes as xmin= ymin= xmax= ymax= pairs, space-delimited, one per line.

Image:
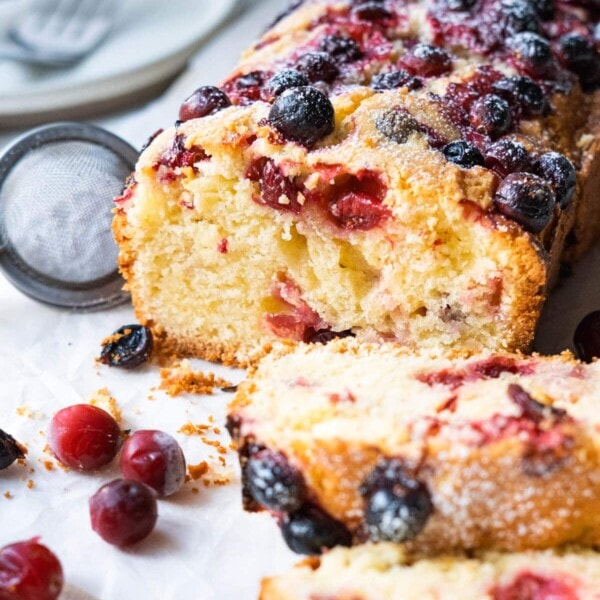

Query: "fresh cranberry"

xmin=100 ymin=324 xmax=153 ymax=369
xmin=351 ymin=1 xmax=392 ymax=20
xmin=492 ymin=75 xmax=547 ymax=116
xmin=371 ymin=69 xmax=421 ymax=90
xmin=329 ymin=192 xmax=390 ymax=230
xmin=556 ymin=33 xmax=600 ymax=89
xmin=533 ymin=152 xmax=576 ymax=209
xmin=255 ymin=159 xmax=302 ymax=213
xmin=376 ymin=109 xmax=421 ymax=144
xmin=268 ymin=86 xmax=335 ymax=146
xmin=319 ymin=34 xmax=363 ymax=63
xmin=89 ymin=479 xmax=158 ymax=547
xmin=493 ymin=172 xmax=555 ymax=233
xmin=0 ymin=539 xmax=63 ymax=600
xmin=492 ymin=571 xmax=578 ymax=600
xmin=470 ymin=94 xmax=512 ymax=138
xmin=508 ymin=32 xmax=554 ymax=78
xmin=574 ymin=311 xmax=600 ymax=362
xmin=442 ymin=140 xmax=485 ymax=169
xmin=0 ymin=429 xmax=25 ymax=470
xmin=178 ymin=86 xmax=231 ymax=122
xmin=400 ymin=43 xmax=452 ymax=77
xmin=120 ymin=431 xmax=186 ymax=498
xmin=295 ymin=52 xmax=339 ymax=83
xmin=48 ymin=404 xmax=121 ymax=471
xmin=266 ymin=69 xmax=309 ymax=97
xmin=501 ymin=0 xmax=540 ymax=36
xmin=485 ymin=139 xmax=531 ymax=177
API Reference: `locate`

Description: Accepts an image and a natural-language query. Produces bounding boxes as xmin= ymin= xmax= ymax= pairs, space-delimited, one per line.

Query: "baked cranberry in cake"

xmin=179 ymin=86 xmax=231 ymax=122
xmin=253 ymin=159 xmax=303 ymax=214
xmin=492 ymin=75 xmax=547 ymax=116
xmin=533 ymin=152 xmax=576 ymax=209
xmin=399 ymin=43 xmax=452 ymax=77
xmin=469 ymin=94 xmax=513 ymax=138
xmin=267 ymin=69 xmax=310 ymax=97
xmin=485 ymin=139 xmax=531 ymax=177
xmin=351 ymin=2 xmax=392 ymax=21
xmin=319 ymin=34 xmax=363 ymax=63
xmin=492 ymin=571 xmax=578 ymax=600
xmin=100 ymin=324 xmax=153 ymax=369
xmin=508 ymin=32 xmax=554 ymax=77
xmin=442 ymin=140 xmax=485 ymax=168
xmin=295 ymin=51 xmax=339 ymax=83
xmin=371 ymin=69 xmax=421 ymax=90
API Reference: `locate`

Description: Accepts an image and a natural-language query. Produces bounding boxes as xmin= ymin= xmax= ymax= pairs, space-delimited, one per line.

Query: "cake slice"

xmin=228 ymin=340 xmax=600 ymax=555
xmin=260 ymin=543 xmax=600 ymax=600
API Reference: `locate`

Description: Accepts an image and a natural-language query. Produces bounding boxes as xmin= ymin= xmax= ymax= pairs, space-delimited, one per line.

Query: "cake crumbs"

xmin=16 ymin=406 xmax=32 ymax=418
xmin=159 ymin=360 xmax=232 ymax=397
xmin=43 ymin=460 xmax=55 ymax=472
xmin=89 ymin=387 xmax=122 ymax=424
xmin=4 ymin=492 xmax=13 ymax=500
xmin=188 ymin=461 xmax=210 ymax=480
xmin=26 ymin=479 xmax=34 ymax=490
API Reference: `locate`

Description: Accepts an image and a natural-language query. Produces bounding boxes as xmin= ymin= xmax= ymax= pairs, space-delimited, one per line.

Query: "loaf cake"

xmin=260 ymin=543 xmax=600 ymax=599
xmin=227 ymin=339 xmax=600 ymax=555
xmin=114 ymin=0 xmax=600 ymax=365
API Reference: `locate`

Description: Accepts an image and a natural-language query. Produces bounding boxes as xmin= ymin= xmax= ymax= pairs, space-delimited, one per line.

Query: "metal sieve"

xmin=0 ymin=122 xmax=138 ymax=310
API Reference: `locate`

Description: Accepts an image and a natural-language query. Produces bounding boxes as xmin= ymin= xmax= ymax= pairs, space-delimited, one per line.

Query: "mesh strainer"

xmin=0 ymin=122 xmax=138 ymax=310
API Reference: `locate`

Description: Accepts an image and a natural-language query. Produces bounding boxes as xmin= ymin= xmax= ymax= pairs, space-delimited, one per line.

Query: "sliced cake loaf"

xmin=114 ymin=0 xmax=600 ymax=365
xmin=228 ymin=340 xmax=600 ymax=555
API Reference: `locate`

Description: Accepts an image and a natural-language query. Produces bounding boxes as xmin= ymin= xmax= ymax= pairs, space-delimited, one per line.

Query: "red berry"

xmin=328 ymin=192 xmax=390 ymax=231
xmin=89 ymin=479 xmax=158 ymax=547
xmin=400 ymin=44 xmax=452 ymax=77
xmin=0 ymin=539 xmax=63 ymax=600
xmin=120 ymin=430 xmax=186 ymax=498
xmin=48 ymin=404 xmax=121 ymax=471
xmin=178 ymin=86 xmax=231 ymax=122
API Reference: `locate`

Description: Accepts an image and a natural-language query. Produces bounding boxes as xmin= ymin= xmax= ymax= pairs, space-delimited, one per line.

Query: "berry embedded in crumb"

xmin=574 ymin=311 xmax=600 ymax=363
xmin=178 ymin=86 xmax=231 ymax=122
xmin=492 ymin=75 xmax=546 ymax=117
xmin=266 ymin=69 xmax=309 ymax=97
xmin=318 ymin=34 xmax=363 ymax=63
xmin=442 ymin=140 xmax=485 ymax=169
xmin=360 ymin=459 xmax=433 ymax=543
xmin=533 ymin=152 xmax=576 ymax=209
xmin=351 ymin=1 xmax=392 ymax=20
xmin=371 ymin=69 xmax=421 ymax=91
xmin=484 ymin=139 xmax=531 ymax=177
xmin=399 ymin=44 xmax=452 ymax=77
xmin=268 ymin=86 xmax=335 ymax=147
xmin=493 ymin=172 xmax=555 ymax=233
xmin=376 ymin=109 xmax=421 ymax=144
xmin=99 ymin=324 xmax=153 ymax=369
xmin=469 ymin=94 xmax=513 ymax=139
xmin=281 ymin=505 xmax=352 ymax=555
xmin=48 ymin=404 xmax=121 ymax=471
xmin=492 ymin=572 xmax=577 ymax=600
xmin=89 ymin=479 xmax=158 ymax=547
xmin=295 ymin=51 xmax=339 ymax=83
xmin=556 ymin=33 xmax=600 ymax=88
xmin=0 ymin=539 xmax=63 ymax=600
xmin=501 ymin=0 xmax=540 ymax=36
xmin=246 ymin=448 xmax=306 ymax=512
xmin=120 ymin=430 xmax=186 ymax=498
xmin=508 ymin=32 xmax=554 ymax=78
xmin=304 ymin=328 xmax=354 ymax=344
xmin=530 ymin=0 xmax=554 ymax=20
xmin=328 ymin=192 xmax=390 ymax=231
xmin=0 ymin=429 xmax=25 ymax=470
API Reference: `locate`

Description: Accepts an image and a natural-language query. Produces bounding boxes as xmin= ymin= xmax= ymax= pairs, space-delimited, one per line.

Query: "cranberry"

xmin=376 ymin=109 xmax=421 ymax=144
xmin=89 ymin=479 xmax=158 ymax=547
xmin=0 ymin=539 xmax=63 ymax=600
xmin=442 ymin=140 xmax=485 ymax=169
xmin=120 ymin=430 xmax=186 ymax=498
xmin=351 ymin=1 xmax=392 ymax=20
xmin=492 ymin=75 xmax=546 ymax=116
xmin=268 ymin=86 xmax=335 ymax=146
xmin=574 ymin=311 xmax=600 ymax=362
xmin=530 ymin=0 xmax=554 ymax=19
xmin=492 ymin=571 xmax=578 ymax=600
xmin=469 ymin=94 xmax=512 ymax=138
xmin=329 ymin=192 xmax=390 ymax=230
xmin=501 ymin=0 xmax=540 ymax=36
xmin=508 ymin=32 xmax=554 ymax=78
xmin=400 ymin=43 xmax=452 ymax=77
xmin=0 ymin=429 xmax=25 ymax=470
xmin=246 ymin=449 xmax=306 ymax=512
xmin=295 ymin=52 xmax=339 ymax=83
xmin=266 ymin=69 xmax=309 ymax=97
xmin=557 ymin=33 xmax=600 ymax=89
xmin=319 ymin=35 xmax=363 ymax=63
xmin=360 ymin=459 xmax=433 ymax=543
xmin=281 ymin=505 xmax=352 ymax=555
xmin=48 ymin=404 xmax=121 ymax=471
xmin=304 ymin=328 xmax=354 ymax=343
xmin=371 ymin=69 xmax=421 ymax=90
xmin=256 ymin=159 xmax=302 ymax=213
xmin=493 ymin=172 xmax=555 ymax=233
xmin=440 ymin=0 xmax=477 ymax=11
xmin=508 ymin=383 xmax=567 ymax=423
xmin=99 ymin=324 xmax=153 ymax=369
xmin=533 ymin=152 xmax=576 ymax=209
xmin=178 ymin=86 xmax=231 ymax=122
xmin=485 ymin=139 xmax=531 ymax=177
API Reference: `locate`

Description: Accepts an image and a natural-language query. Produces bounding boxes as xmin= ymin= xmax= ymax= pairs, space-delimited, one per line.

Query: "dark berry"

xmin=508 ymin=32 xmax=554 ymax=78
xmin=304 ymin=328 xmax=355 ymax=343
xmin=351 ymin=1 xmax=392 ymax=20
xmin=530 ymin=0 xmax=554 ymax=19
xmin=256 ymin=159 xmax=302 ymax=213
xmin=0 ymin=539 xmax=63 ymax=600
xmin=492 ymin=75 xmax=546 ymax=116
xmin=178 ymin=86 xmax=231 ymax=122
xmin=493 ymin=172 xmax=555 ymax=233
xmin=533 ymin=152 xmax=576 ymax=209
xmin=442 ymin=140 xmax=485 ymax=168
xmin=268 ymin=87 xmax=335 ymax=146
xmin=574 ymin=311 xmax=600 ymax=362
xmin=120 ymin=430 xmax=186 ymax=498
xmin=0 ymin=429 xmax=25 ymax=470
xmin=246 ymin=448 xmax=306 ymax=512
xmin=485 ymin=139 xmax=531 ymax=177
xmin=501 ymin=0 xmax=540 ymax=36
xmin=295 ymin=52 xmax=339 ymax=83
xmin=508 ymin=383 xmax=567 ymax=423
xmin=328 ymin=192 xmax=390 ymax=230
xmin=236 ymin=71 xmax=264 ymax=89
xmin=266 ymin=69 xmax=309 ymax=96
xmin=469 ymin=94 xmax=513 ymax=138
xmin=319 ymin=35 xmax=363 ymax=63
xmin=440 ymin=0 xmax=477 ymax=11
xmin=400 ymin=44 xmax=452 ymax=77
xmin=557 ymin=33 xmax=600 ymax=88
xmin=100 ymin=324 xmax=153 ymax=369
xmin=360 ymin=459 xmax=433 ymax=543
xmin=89 ymin=479 xmax=158 ymax=547
xmin=281 ymin=505 xmax=352 ymax=555
xmin=371 ymin=69 xmax=421 ymax=90
xmin=376 ymin=109 xmax=421 ymax=144
xmin=48 ymin=404 xmax=121 ymax=470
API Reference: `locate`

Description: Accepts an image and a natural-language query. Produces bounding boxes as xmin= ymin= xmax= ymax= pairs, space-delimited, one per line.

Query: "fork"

xmin=0 ymin=0 xmax=116 ymax=68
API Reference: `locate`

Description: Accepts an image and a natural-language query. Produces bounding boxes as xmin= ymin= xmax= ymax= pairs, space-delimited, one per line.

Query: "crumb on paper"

xmin=27 ymin=480 xmax=34 ymax=490
xmin=43 ymin=460 xmax=55 ymax=472
xmin=192 ymin=487 xmax=199 ymax=494
xmin=4 ymin=492 xmax=13 ymax=500
xmin=160 ymin=360 xmax=232 ymax=397
xmin=16 ymin=406 xmax=32 ymax=418
xmin=89 ymin=387 xmax=122 ymax=424
xmin=179 ymin=422 xmax=221 ymax=437
xmin=188 ymin=461 xmax=210 ymax=481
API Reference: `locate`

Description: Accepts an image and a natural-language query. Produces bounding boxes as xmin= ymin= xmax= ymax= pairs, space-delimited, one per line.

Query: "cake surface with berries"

xmin=114 ymin=0 xmax=600 ymax=365
xmin=228 ymin=340 xmax=600 ymax=555
xmin=260 ymin=543 xmax=600 ymax=599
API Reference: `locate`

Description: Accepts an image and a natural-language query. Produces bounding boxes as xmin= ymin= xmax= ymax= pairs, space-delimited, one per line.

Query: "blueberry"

xmin=440 ymin=0 xmax=477 ymax=11
xmin=268 ymin=86 xmax=335 ymax=146
xmin=530 ymin=0 xmax=554 ymax=19
xmin=376 ymin=109 xmax=421 ymax=144
xmin=492 ymin=75 xmax=546 ymax=116
xmin=442 ymin=140 xmax=485 ymax=168
xmin=281 ymin=505 xmax=352 ymax=555
xmin=179 ymin=86 xmax=231 ymax=122
xmin=485 ymin=139 xmax=531 ymax=177
xmin=533 ymin=152 xmax=576 ymax=209
xmin=99 ymin=324 xmax=153 ymax=369
xmin=557 ymin=33 xmax=600 ymax=89
xmin=360 ymin=459 xmax=433 ymax=543
xmin=493 ymin=172 xmax=555 ymax=233
xmin=351 ymin=1 xmax=392 ymax=20
xmin=574 ymin=311 xmax=600 ymax=362
xmin=319 ymin=35 xmax=363 ymax=63
xmin=501 ymin=0 xmax=540 ymax=35
xmin=0 ymin=429 xmax=25 ymax=470
xmin=267 ymin=69 xmax=310 ymax=97
xmin=508 ymin=32 xmax=554 ymax=78
xmin=371 ymin=69 xmax=421 ymax=91
xmin=246 ymin=449 xmax=306 ymax=512
xmin=469 ymin=94 xmax=513 ymax=138
xmin=295 ymin=51 xmax=339 ymax=83
xmin=400 ymin=43 xmax=453 ymax=77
